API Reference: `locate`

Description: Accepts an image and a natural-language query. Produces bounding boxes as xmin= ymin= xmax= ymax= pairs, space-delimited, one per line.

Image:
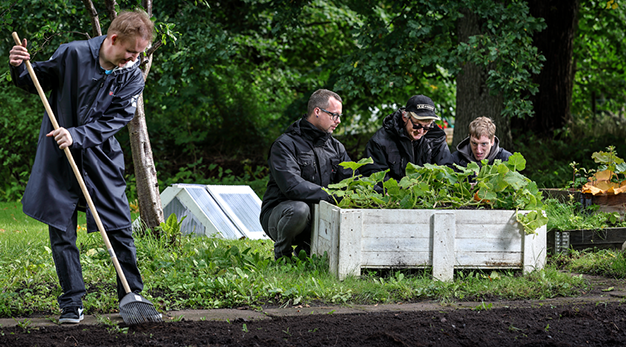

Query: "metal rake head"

xmin=119 ymin=293 xmax=162 ymax=325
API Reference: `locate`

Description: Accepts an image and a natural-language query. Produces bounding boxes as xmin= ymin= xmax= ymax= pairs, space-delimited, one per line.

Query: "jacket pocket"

xmin=297 ymin=155 xmax=317 ymax=182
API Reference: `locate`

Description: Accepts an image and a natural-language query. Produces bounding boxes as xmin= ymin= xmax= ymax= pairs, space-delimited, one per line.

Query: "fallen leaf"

xmin=595 ymin=181 xmax=619 ymax=191
xmin=614 ymin=185 xmax=626 ymax=195
xmin=593 ymin=170 xmax=612 ymax=181
xmin=581 ymin=183 xmax=603 ymax=195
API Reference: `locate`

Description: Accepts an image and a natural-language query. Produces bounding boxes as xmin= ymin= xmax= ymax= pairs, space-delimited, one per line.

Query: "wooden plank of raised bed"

xmin=455 ymin=251 xmax=522 ymax=267
xmin=454 ymin=210 xmax=520 ymax=225
xmin=432 ymin=211 xmax=456 ymax=281
xmin=314 ymin=202 xmax=341 ymax=277
xmin=361 ymin=252 xmax=431 ymax=267
xmin=455 ymin=239 xmax=523 ymax=253
xmin=361 ymin=222 xmax=431 ymax=239
xmin=456 ymin=224 xmax=522 ymax=238
xmin=361 ymin=209 xmax=436 ymax=224
xmin=361 ymin=238 xmax=431 ymax=252
xmin=587 ymin=193 xmax=626 ymax=206
xmin=523 ymin=225 xmax=547 ymax=273
xmin=337 ymin=209 xmax=363 ymax=280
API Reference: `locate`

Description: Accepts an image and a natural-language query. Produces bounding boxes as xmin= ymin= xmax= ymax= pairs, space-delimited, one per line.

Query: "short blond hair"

xmin=107 ymin=9 xmax=154 ymax=42
xmin=469 ymin=117 xmax=496 ymax=139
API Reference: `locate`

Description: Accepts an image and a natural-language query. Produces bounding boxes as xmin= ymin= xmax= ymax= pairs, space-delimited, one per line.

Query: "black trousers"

xmin=261 ymin=200 xmax=311 ymax=259
xmin=48 ymin=208 xmax=144 ymax=309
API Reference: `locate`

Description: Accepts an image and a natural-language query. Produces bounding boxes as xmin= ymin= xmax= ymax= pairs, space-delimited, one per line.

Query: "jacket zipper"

xmin=83 ymin=75 xmax=108 ymax=124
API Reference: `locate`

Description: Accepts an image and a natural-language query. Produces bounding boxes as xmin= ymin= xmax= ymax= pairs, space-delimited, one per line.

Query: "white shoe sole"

xmin=59 ymin=314 xmax=84 ymax=324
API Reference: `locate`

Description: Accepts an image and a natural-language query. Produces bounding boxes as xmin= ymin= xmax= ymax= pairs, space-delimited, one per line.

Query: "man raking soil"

xmin=8 ymin=9 xmax=161 ymax=325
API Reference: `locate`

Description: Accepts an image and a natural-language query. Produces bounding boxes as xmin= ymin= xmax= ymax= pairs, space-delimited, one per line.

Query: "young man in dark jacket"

xmin=260 ymin=89 xmax=353 ymax=260
xmin=9 ymin=10 xmax=153 ymax=324
xmin=452 ymin=116 xmax=512 ymax=167
xmin=361 ymin=95 xmax=453 ymax=180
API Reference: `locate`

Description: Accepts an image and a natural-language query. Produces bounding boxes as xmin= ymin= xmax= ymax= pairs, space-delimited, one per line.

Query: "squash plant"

xmin=323 ymin=153 xmax=547 ymax=235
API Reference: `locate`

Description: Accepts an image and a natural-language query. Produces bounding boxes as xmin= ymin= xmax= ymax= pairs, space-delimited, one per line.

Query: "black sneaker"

xmin=59 ymin=306 xmax=84 ymax=324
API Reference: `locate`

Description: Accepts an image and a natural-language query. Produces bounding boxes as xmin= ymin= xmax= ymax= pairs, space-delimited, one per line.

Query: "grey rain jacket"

xmin=452 ymin=136 xmax=513 ymax=167
xmin=360 ymin=109 xmax=454 ymax=180
xmin=11 ymin=35 xmax=144 ymax=232
xmin=260 ymin=118 xmax=353 ymax=225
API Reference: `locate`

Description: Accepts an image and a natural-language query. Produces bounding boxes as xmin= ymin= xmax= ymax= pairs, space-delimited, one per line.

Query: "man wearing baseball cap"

xmin=361 ymin=95 xmax=453 ymax=180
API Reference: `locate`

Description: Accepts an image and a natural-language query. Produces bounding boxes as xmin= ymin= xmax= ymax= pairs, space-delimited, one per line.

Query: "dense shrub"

xmin=0 ymin=82 xmax=40 ymax=201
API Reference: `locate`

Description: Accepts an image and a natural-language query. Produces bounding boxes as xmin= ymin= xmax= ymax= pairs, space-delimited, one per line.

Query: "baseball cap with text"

xmin=405 ymin=95 xmax=440 ymax=121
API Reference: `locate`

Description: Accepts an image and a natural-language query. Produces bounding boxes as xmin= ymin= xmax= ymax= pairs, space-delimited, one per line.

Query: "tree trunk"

xmin=454 ymin=9 xmax=512 ymax=150
xmin=511 ymin=0 xmax=580 ymax=137
xmin=128 ymin=92 xmax=164 ymax=230
xmin=127 ymin=0 xmax=164 ymax=231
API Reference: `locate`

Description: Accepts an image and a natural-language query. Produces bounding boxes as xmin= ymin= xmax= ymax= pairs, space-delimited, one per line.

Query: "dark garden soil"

xmin=1 ymin=274 xmax=626 ymax=347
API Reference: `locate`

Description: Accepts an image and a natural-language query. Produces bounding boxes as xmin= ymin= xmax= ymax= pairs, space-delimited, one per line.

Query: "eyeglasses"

xmin=408 ymin=117 xmax=436 ymax=131
xmin=319 ymin=108 xmax=342 ymax=121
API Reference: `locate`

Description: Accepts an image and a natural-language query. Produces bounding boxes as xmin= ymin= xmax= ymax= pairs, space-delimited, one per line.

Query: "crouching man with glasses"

xmin=361 ymin=94 xmax=453 ymax=181
xmin=260 ymin=89 xmax=354 ymax=260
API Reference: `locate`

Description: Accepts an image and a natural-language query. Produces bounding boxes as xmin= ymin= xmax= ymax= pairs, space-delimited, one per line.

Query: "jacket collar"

xmin=288 ymin=117 xmax=331 ymax=146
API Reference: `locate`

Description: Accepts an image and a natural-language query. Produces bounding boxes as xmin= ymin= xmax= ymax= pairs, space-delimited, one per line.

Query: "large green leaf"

xmin=340 ymin=157 xmax=374 ymax=173
xmin=503 ymin=171 xmax=526 ymax=190
xmin=506 ymin=152 xmax=526 ymax=171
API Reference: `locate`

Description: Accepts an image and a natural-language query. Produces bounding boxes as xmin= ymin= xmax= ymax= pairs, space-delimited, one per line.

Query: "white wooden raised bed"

xmin=311 ymin=201 xmax=546 ymax=281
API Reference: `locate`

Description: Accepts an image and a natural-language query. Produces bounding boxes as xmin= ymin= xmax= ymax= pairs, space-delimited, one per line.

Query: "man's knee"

xmin=289 ymin=201 xmax=310 ymax=222
xmin=267 ymin=200 xmax=311 ymax=241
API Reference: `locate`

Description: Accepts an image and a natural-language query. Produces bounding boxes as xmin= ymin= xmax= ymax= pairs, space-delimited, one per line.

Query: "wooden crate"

xmin=311 ymin=201 xmax=547 ymax=281
xmin=548 ymin=227 xmax=626 ymax=253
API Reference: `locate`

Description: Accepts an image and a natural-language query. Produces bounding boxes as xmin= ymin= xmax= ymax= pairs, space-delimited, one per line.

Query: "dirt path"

xmin=1 ymin=274 xmax=625 ymax=347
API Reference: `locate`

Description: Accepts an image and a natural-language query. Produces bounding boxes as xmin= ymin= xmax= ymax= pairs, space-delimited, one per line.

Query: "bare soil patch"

xmin=1 ymin=274 xmax=625 ymax=347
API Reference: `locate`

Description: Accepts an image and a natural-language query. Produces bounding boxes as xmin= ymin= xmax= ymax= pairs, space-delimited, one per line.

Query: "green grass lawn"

xmin=1 ymin=201 xmax=622 ymax=319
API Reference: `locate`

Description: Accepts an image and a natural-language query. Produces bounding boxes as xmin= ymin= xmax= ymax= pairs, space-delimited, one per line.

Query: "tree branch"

xmin=145 ymin=40 xmax=162 ymax=57
xmin=0 ymin=1 xmax=19 ymax=20
xmin=142 ymin=0 xmax=153 ymax=16
xmin=105 ymin=0 xmax=118 ymax=20
xmin=31 ymin=31 xmax=91 ymax=60
xmin=81 ymin=0 xmax=102 ymax=37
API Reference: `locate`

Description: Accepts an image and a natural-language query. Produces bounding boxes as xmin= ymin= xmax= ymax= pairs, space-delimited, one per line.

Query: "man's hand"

xmin=47 ymin=128 xmax=73 ymax=150
xmin=9 ymin=38 xmax=30 ymax=67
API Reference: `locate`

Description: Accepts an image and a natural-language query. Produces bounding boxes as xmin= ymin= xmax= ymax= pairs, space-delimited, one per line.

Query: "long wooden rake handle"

xmin=12 ymin=32 xmax=132 ymax=294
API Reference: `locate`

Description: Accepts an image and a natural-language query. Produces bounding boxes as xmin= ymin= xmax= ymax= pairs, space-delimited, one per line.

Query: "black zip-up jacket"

xmin=11 ymin=35 xmax=144 ymax=232
xmin=260 ymin=118 xmax=353 ymax=225
xmin=452 ymin=136 xmax=512 ymax=167
xmin=360 ymin=110 xmax=453 ymax=180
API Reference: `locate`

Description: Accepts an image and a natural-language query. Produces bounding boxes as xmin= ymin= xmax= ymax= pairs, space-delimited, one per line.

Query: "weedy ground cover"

xmin=551 ymin=249 xmax=626 ymax=279
xmin=544 ymin=197 xmax=626 ymax=231
xmin=0 ymin=202 xmax=599 ymax=319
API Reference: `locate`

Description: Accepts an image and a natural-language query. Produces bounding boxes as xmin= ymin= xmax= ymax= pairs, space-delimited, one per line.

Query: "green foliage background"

xmin=0 ymin=0 xmax=625 ymax=201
